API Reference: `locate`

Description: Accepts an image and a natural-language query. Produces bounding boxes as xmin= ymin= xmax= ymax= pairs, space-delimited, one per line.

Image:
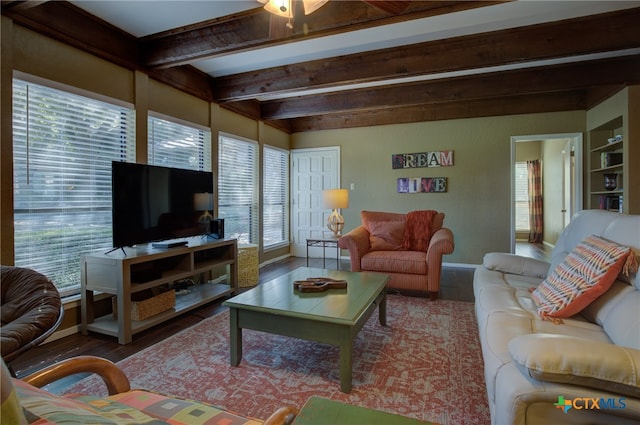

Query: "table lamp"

xmin=194 ymin=192 xmax=214 ymax=224
xmin=323 ymin=189 xmax=349 ymax=237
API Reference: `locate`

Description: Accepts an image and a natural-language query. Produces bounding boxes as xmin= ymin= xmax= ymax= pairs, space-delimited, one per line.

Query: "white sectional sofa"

xmin=473 ymin=209 xmax=640 ymax=425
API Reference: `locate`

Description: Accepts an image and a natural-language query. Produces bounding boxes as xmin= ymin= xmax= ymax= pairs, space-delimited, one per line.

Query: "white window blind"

xmin=218 ymin=134 xmax=258 ymax=244
xmin=13 ymin=79 xmax=135 ymax=296
xmin=148 ymin=115 xmax=211 ymax=171
xmin=515 ymin=162 xmax=530 ymax=232
xmin=263 ymin=145 xmax=290 ymax=249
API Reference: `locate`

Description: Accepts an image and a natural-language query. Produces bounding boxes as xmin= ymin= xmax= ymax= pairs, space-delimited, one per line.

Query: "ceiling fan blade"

xmin=361 ymin=1 xmax=411 ymax=15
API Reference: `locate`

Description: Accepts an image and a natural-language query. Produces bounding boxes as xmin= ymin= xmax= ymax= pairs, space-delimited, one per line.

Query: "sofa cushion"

xmin=1 ymin=266 xmax=62 ymax=358
xmin=530 ymin=235 xmax=632 ymax=320
xmin=361 ymin=251 xmax=427 ymax=275
xmin=367 ymin=220 xmax=405 ymax=251
xmin=1 ymin=361 xmax=27 ymax=425
xmin=12 ymin=378 xmax=262 ymax=425
xmin=482 ymin=252 xmax=549 ymax=278
xmin=509 ymin=333 xmax=640 ymax=398
xmin=401 ymin=210 xmax=439 ymax=252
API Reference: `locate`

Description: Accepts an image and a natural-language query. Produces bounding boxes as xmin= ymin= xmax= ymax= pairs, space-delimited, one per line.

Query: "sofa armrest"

xmin=338 ymin=226 xmax=371 ymax=272
xmin=483 ymin=252 xmax=550 ymax=278
xmin=425 ymin=227 xmax=455 ymax=294
xmin=509 ymin=334 xmax=640 ymax=398
xmin=21 ymin=355 xmax=130 ymax=395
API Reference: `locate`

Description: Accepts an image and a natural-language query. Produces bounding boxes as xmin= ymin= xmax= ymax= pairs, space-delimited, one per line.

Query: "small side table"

xmin=306 ymin=238 xmax=340 ymax=270
xmin=237 ymin=244 xmax=259 ymax=287
xmin=293 ymin=396 xmax=433 ymax=425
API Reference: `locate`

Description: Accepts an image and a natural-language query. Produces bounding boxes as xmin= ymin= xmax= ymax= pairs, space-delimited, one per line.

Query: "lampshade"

xmin=322 ymin=189 xmax=349 ymax=210
xmin=259 ymin=0 xmax=292 ymax=18
xmin=194 ymin=192 xmax=213 ymax=211
xmin=302 ymin=0 xmax=328 ymax=15
xmin=258 ymin=0 xmax=329 ymax=19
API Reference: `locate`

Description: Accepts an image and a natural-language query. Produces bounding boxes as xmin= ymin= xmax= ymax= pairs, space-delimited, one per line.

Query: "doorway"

xmin=290 ymin=147 xmax=341 ymax=257
xmin=510 ymin=133 xmax=583 ymax=253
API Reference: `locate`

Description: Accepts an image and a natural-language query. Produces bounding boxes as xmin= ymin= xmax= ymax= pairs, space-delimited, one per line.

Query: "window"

xmin=263 ymin=146 xmax=290 ymax=249
xmin=13 ymin=78 xmax=135 ymax=296
xmin=515 ymin=162 xmax=530 ymax=232
xmin=218 ymin=134 xmax=258 ymax=244
xmin=148 ymin=115 xmax=211 ymax=171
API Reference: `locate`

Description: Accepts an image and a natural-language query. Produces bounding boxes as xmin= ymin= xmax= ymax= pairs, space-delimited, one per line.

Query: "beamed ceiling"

xmin=3 ymin=0 xmax=640 ymax=133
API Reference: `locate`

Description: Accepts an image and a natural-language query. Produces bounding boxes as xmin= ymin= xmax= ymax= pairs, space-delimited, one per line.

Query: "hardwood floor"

xmin=515 ymin=241 xmax=553 ymax=262
xmin=10 ymin=256 xmax=476 ymax=384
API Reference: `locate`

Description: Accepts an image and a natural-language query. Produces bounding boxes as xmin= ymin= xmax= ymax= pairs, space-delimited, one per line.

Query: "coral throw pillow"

xmin=531 ymin=235 xmax=632 ymax=320
xmin=401 ymin=210 xmax=438 ymax=252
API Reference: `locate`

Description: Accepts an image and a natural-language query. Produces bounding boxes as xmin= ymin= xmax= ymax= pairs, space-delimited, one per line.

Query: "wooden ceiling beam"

xmin=286 ymin=91 xmax=587 ymax=132
xmin=260 ymin=55 xmax=640 ymax=120
xmin=214 ymin=7 xmax=640 ymax=101
xmin=141 ymin=1 xmax=499 ymax=68
xmin=2 ymin=1 xmax=139 ymax=69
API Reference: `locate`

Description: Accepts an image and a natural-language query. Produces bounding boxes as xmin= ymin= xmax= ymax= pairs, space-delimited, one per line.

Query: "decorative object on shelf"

xmin=294 ymin=277 xmax=348 ymax=292
xmin=323 ymin=188 xmax=349 ymax=236
xmin=397 ymin=177 xmax=447 ymax=193
xmin=607 ymin=135 xmax=623 ymax=144
xmin=210 ymin=218 xmax=224 ymax=239
xmin=604 ymin=174 xmax=618 ymax=191
xmin=392 ymin=150 xmax=454 ymax=169
xmin=600 ymin=152 xmax=623 ymax=168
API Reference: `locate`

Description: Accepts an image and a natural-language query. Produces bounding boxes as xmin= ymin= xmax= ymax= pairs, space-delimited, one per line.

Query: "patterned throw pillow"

xmin=531 ymin=235 xmax=631 ymax=320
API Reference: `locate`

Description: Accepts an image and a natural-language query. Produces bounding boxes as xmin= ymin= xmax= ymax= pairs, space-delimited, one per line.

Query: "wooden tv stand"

xmin=81 ymin=238 xmax=238 ymax=344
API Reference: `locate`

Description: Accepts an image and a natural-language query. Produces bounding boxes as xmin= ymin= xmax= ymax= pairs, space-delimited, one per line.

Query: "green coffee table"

xmin=293 ymin=396 xmax=436 ymax=425
xmin=222 ymin=267 xmax=389 ymax=393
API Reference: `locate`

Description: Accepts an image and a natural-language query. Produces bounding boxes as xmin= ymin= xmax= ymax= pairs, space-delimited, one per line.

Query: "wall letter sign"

xmin=392 ymin=151 xmax=454 ymax=169
xmin=397 ymin=177 xmax=447 ymax=193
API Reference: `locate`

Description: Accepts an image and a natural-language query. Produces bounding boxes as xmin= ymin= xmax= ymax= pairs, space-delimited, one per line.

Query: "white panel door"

xmin=291 ymin=147 xmax=340 ymax=257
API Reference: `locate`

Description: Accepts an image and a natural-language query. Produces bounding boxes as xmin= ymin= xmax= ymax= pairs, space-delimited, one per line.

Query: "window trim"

xmin=263 ymin=144 xmax=290 ymax=251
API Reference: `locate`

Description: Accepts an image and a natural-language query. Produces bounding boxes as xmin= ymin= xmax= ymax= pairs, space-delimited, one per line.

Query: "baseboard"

xmin=443 ymin=262 xmax=479 ymax=269
xmin=260 ymin=253 xmax=292 ymax=267
xmin=45 ymin=324 xmax=81 ymax=343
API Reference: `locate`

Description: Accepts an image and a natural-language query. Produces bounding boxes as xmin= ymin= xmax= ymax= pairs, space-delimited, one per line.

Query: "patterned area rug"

xmin=65 ymin=295 xmax=490 ymax=424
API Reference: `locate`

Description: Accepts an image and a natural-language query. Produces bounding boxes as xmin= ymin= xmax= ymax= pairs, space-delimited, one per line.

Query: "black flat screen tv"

xmin=111 ymin=161 xmax=214 ymax=248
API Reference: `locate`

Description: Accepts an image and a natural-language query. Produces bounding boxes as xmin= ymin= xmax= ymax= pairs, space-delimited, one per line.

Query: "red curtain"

xmin=527 ymin=160 xmax=543 ymax=243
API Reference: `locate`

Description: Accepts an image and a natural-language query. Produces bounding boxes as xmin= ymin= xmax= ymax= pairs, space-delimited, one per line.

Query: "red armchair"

xmin=338 ymin=210 xmax=454 ymax=299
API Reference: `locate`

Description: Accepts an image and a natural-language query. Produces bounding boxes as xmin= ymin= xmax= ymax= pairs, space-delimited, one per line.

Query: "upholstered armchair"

xmin=338 ymin=210 xmax=454 ymax=299
xmin=1 ymin=356 xmax=298 ymax=425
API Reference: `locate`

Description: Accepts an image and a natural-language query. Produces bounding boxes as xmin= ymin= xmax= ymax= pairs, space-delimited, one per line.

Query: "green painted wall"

xmin=292 ymin=112 xmax=586 ymax=264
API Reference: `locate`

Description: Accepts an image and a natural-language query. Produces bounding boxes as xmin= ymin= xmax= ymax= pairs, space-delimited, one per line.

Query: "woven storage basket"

xmin=238 ymin=244 xmax=259 ymax=287
xmin=112 ymin=290 xmax=175 ymax=321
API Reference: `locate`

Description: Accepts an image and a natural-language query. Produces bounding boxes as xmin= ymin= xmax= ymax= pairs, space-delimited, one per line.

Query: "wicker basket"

xmin=238 ymin=244 xmax=259 ymax=287
xmin=112 ymin=289 xmax=176 ymax=321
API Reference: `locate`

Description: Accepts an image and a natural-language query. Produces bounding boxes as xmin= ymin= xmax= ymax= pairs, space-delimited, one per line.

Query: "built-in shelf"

xmin=588 ymin=116 xmax=625 ymax=212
